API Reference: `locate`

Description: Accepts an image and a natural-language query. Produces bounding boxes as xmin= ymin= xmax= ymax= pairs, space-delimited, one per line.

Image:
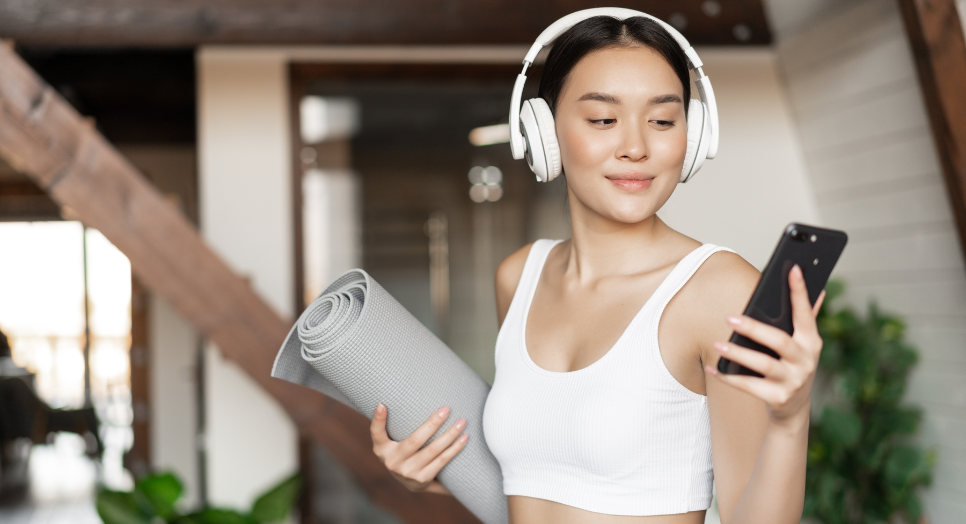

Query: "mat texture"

xmin=272 ymin=269 xmax=507 ymax=524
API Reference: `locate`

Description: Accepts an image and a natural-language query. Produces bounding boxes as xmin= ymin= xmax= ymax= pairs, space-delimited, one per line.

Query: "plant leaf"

xmin=96 ymin=489 xmax=154 ymax=524
xmin=819 ymin=406 xmax=862 ymax=449
xmin=135 ymin=472 xmax=183 ymax=520
xmin=195 ymin=508 xmax=251 ymax=524
xmin=249 ymin=474 xmax=301 ymax=524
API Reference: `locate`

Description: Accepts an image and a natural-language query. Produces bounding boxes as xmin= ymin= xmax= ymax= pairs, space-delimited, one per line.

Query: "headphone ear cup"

xmin=519 ymin=98 xmax=562 ymax=182
xmin=681 ymin=99 xmax=711 ymax=183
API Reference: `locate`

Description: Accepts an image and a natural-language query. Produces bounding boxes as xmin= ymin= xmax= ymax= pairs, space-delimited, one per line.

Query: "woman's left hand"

xmin=705 ymin=264 xmax=825 ymax=426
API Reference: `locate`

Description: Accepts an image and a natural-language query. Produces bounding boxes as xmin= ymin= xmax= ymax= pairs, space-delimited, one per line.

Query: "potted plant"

xmin=96 ymin=471 xmax=300 ymax=524
xmin=805 ymin=281 xmax=935 ymax=523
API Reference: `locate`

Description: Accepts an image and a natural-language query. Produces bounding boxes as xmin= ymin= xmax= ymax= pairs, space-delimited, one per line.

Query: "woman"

xmin=369 ymin=14 xmax=824 ymax=524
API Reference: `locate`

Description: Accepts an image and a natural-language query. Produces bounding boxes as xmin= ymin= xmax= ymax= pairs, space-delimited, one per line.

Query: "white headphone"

xmin=509 ymin=7 xmax=720 ymax=183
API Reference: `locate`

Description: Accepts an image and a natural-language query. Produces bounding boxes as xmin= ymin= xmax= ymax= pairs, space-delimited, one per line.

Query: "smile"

xmin=606 ymin=174 xmax=654 ymax=192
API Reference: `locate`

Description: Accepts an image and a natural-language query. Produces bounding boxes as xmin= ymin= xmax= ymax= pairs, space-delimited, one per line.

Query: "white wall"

xmin=769 ymin=0 xmax=966 ymax=520
xmin=148 ymin=295 xmax=200 ymax=509
xmin=197 ymin=51 xmax=298 ymax=509
xmin=659 ymin=48 xmax=819 ymax=269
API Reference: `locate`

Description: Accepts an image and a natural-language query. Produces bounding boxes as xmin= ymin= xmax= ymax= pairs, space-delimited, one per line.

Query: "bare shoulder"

xmin=693 ymin=250 xmax=760 ymax=304
xmin=495 ymin=242 xmax=535 ymax=327
xmin=677 ymin=249 xmax=761 ymax=343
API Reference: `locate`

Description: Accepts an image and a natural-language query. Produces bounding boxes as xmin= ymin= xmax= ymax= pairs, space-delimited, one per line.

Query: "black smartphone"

xmin=717 ymin=223 xmax=848 ymax=376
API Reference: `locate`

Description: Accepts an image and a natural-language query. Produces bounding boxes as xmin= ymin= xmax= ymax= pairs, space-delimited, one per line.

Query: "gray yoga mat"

xmin=271 ymin=269 xmax=507 ymax=524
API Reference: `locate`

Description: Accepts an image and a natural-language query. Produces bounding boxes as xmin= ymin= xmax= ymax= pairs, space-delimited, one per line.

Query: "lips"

xmin=606 ymin=173 xmax=655 ymax=192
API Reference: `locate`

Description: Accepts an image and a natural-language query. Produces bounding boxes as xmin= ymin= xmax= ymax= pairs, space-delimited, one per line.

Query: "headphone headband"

xmin=509 ymin=7 xmax=719 ymax=162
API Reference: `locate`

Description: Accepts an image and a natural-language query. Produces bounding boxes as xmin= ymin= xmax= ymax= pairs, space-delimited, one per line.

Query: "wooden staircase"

xmin=0 ymin=44 xmax=477 ymax=524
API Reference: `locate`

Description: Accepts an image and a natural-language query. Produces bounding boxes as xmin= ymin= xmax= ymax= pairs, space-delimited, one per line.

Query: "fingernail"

xmin=714 ymin=341 xmax=728 ymax=352
xmin=376 ymin=403 xmax=385 ymax=414
xmin=437 ymin=406 xmax=449 ymax=418
xmin=456 ymin=418 xmax=466 ymax=429
xmin=705 ymin=365 xmax=718 ymax=375
xmin=792 ymin=264 xmax=802 ymax=276
xmin=726 ymin=315 xmax=741 ymax=326
xmin=459 ymin=434 xmax=469 ymax=443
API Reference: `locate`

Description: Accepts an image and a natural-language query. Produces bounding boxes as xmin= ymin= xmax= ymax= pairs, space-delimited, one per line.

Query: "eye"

xmin=652 ymin=120 xmax=675 ymax=127
xmin=589 ymin=118 xmax=617 ymax=126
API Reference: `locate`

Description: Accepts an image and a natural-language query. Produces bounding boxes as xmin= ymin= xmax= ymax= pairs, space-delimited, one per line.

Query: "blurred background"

xmin=0 ymin=0 xmax=964 ymax=523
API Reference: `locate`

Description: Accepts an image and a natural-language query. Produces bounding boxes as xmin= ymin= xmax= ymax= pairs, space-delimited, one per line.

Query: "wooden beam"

xmin=0 ymin=45 xmax=477 ymax=524
xmin=0 ymin=0 xmax=771 ymax=47
xmin=898 ymin=0 xmax=966 ymax=265
xmin=126 ymin=275 xmax=152 ymax=478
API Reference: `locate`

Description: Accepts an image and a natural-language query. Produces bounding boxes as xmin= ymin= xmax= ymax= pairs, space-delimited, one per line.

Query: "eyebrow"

xmin=576 ymin=92 xmax=683 ymax=105
xmin=577 ymin=92 xmax=621 ymax=104
xmin=649 ymin=94 xmax=683 ymax=105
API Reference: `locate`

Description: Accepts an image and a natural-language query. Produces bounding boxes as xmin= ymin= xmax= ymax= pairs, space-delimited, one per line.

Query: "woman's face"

xmin=554 ymin=45 xmax=688 ymax=224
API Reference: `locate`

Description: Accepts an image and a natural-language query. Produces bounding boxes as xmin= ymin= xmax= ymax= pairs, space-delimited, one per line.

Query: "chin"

xmin=567 ymin=172 xmax=676 ymax=224
xmin=609 ymin=210 xmax=655 ymax=225
xmin=602 ymin=200 xmax=658 ymax=224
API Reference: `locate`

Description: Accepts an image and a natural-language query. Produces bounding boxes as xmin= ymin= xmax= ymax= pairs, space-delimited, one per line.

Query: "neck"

xmin=564 ymin=186 xmax=673 ymax=282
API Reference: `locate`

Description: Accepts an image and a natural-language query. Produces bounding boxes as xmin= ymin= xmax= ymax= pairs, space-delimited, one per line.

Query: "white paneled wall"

xmin=773 ymin=0 xmax=966 ymax=521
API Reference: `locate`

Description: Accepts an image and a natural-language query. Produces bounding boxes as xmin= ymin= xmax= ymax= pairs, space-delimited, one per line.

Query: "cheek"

xmin=556 ymin=120 xmax=613 ymax=171
xmin=648 ymin=128 xmax=689 ymax=170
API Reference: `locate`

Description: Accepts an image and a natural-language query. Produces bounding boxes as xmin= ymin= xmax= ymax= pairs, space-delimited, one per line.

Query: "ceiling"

xmin=0 ymin=0 xmax=771 ymax=47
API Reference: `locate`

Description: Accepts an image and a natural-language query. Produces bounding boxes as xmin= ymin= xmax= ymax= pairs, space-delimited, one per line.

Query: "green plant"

xmin=96 ymin=471 xmax=301 ymax=524
xmin=804 ymin=280 xmax=935 ymax=524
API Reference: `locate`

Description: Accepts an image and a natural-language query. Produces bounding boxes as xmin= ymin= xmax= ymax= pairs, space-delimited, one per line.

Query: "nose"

xmin=615 ymin=118 xmax=648 ymax=162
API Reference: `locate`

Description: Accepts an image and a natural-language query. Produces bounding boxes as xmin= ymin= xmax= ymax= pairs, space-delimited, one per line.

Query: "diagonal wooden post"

xmin=0 ymin=44 xmax=477 ymax=524
xmin=898 ymin=0 xmax=966 ymax=265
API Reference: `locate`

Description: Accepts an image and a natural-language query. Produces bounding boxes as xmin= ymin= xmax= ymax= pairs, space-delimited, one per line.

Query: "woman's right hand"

xmin=370 ymin=403 xmax=468 ymax=495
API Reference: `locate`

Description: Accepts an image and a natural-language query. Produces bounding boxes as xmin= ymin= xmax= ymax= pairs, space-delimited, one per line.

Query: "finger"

xmin=789 ymin=264 xmax=817 ymax=337
xmin=727 ymin=315 xmax=797 ymax=362
xmin=410 ymin=418 xmax=466 ymax=470
xmin=421 ymin=432 xmax=469 ymax=481
xmin=398 ymin=406 xmax=450 ymax=456
xmin=370 ymin=403 xmax=391 ymax=447
xmin=812 ymin=289 xmax=826 ymax=317
xmin=706 ymin=365 xmax=786 ymax=404
xmin=713 ymin=342 xmax=784 ymax=380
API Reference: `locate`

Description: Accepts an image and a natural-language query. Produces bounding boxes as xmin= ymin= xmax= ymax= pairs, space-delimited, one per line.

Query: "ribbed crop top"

xmin=482 ymin=239 xmax=735 ymax=516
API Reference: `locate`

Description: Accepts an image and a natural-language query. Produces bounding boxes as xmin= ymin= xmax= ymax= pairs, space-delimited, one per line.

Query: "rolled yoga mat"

xmin=271 ymin=269 xmax=507 ymax=524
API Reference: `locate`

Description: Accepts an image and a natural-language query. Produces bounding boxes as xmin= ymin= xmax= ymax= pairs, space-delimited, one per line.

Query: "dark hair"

xmin=537 ymin=16 xmax=691 ymax=116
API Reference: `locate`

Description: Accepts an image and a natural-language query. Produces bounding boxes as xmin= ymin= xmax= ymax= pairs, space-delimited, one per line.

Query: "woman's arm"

xmin=703 ymin=261 xmax=825 ymax=524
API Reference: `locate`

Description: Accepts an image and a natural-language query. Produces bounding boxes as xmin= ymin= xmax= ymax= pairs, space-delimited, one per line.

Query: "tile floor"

xmin=0 ymin=433 xmax=110 ymax=524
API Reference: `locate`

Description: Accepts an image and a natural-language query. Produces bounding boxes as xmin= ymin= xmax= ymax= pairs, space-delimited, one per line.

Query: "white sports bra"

xmin=482 ymin=239 xmax=734 ymax=516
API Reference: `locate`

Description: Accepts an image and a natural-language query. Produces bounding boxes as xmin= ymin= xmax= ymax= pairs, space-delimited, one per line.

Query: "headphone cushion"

xmin=681 ymin=99 xmax=711 ymax=183
xmin=528 ymin=98 xmax=562 ymax=182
